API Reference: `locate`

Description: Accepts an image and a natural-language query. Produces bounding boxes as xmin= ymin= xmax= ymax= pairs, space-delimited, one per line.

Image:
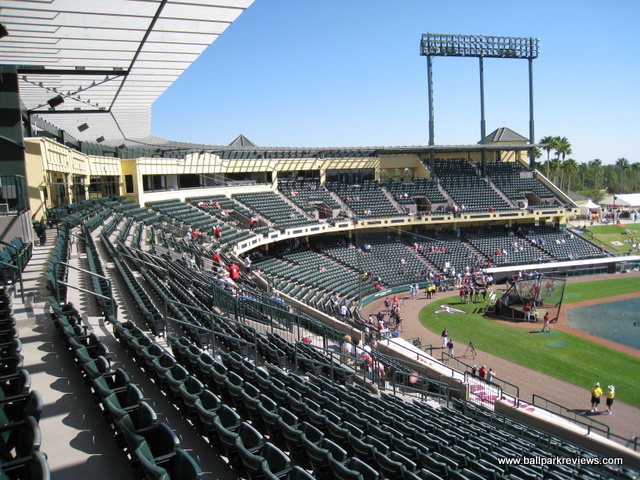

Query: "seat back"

xmin=169 ymin=448 xmax=203 ymax=480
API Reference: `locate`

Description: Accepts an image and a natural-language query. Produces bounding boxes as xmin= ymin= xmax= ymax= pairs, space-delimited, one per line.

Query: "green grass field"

xmin=576 ymin=223 xmax=640 ymax=254
xmin=419 ymin=278 xmax=640 ymax=408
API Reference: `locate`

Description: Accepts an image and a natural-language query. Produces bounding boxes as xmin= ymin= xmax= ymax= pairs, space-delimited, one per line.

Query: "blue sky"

xmin=152 ymin=0 xmax=639 ymax=165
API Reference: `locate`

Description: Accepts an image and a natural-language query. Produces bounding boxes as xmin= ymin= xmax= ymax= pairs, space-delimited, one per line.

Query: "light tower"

xmin=420 ymin=34 xmax=540 ymax=168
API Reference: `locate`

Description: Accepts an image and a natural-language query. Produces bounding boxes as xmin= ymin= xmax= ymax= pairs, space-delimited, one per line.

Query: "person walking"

xmin=605 ymin=385 xmax=615 ymax=415
xmin=447 ymin=338 xmax=454 ymax=357
xmin=441 ymin=328 xmax=449 ymax=349
xmin=590 ymin=382 xmax=603 ymax=412
xmin=542 ymin=312 xmax=551 ymax=332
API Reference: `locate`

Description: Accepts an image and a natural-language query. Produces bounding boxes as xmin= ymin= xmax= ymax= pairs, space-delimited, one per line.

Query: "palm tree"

xmin=616 ymin=157 xmax=630 ymax=192
xmin=554 ymin=137 xmax=571 ymax=184
xmin=562 ymin=158 xmax=579 ymax=192
xmin=588 ymin=159 xmax=602 ymax=190
xmin=539 ymin=135 xmax=557 ymax=178
xmin=631 ymin=162 xmax=640 ymax=191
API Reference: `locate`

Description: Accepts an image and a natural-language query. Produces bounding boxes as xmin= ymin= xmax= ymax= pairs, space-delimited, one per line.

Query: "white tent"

xmin=577 ymin=199 xmax=601 ymax=217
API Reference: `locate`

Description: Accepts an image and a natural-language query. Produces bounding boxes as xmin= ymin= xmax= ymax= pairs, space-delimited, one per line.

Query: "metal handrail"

xmin=532 ymin=394 xmax=610 ymax=437
xmin=52 ymin=261 xmax=117 ymax=320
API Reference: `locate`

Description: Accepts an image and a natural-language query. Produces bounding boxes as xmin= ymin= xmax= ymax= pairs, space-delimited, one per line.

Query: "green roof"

xmin=483 ymin=127 xmax=530 ymax=143
xmin=229 ymin=134 xmax=258 ymax=147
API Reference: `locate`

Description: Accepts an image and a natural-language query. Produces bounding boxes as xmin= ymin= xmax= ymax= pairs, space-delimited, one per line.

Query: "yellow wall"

xmin=24 ymin=140 xmax=47 ymax=221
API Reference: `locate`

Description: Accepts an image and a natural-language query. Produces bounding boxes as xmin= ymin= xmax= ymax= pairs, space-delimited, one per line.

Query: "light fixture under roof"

xmin=96 ymin=136 xmax=105 ymax=143
xmin=47 ymin=95 xmax=64 ymax=108
xmin=77 ymin=123 xmax=89 ymax=132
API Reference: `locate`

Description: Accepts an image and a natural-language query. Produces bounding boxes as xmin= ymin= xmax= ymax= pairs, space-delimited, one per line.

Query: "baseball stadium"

xmin=0 ymin=1 xmax=639 ymax=479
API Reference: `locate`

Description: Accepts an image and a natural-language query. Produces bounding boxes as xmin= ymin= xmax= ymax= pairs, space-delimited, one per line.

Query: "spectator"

xmin=228 ymin=263 xmax=241 ymax=280
xmin=478 ymin=365 xmax=487 ymax=379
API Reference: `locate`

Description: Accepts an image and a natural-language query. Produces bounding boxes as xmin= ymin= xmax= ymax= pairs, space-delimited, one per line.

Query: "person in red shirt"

xmin=478 ymin=365 xmax=487 ymax=379
xmin=228 ymin=263 xmax=241 ymax=280
xmin=212 ymin=251 xmax=221 ymax=265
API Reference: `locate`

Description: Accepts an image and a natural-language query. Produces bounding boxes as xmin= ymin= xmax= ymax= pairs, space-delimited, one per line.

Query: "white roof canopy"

xmin=0 ymin=0 xmax=253 ymax=146
xmin=583 ymin=199 xmax=600 ymax=209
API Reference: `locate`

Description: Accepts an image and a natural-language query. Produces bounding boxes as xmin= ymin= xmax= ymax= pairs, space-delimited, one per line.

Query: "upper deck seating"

xmin=327 ymin=180 xmax=404 ymax=219
xmin=233 ymin=191 xmax=316 ymax=232
xmin=279 ymin=181 xmax=340 ymax=216
xmin=431 ymin=159 xmax=513 ymax=213
xmin=484 ymin=162 xmax=561 ymax=204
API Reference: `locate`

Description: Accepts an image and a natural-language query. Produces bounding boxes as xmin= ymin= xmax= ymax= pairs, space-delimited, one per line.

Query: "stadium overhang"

xmin=0 ymin=0 xmax=254 ymax=146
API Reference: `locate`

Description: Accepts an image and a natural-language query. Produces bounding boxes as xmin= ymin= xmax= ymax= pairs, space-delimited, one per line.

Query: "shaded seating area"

xmin=431 ymin=159 xmax=514 ymax=212
xmin=522 ymin=226 xmax=608 ymax=261
xmin=485 ymin=161 xmax=562 ymax=207
xmin=0 ymin=238 xmax=31 ymax=287
xmin=321 ymin=238 xmax=431 ymax=287
xmin=465 ymin=228 xmax=549 ymax=266
xmin=327 ymin=180 xmax=404 ymax=218
xmin=233 ymin=191 xmax=316 ymax=232
xmin=278 ymin=180 xmax=341 ymax=218
xmin=384 ymin=178 xmax=448 ymax=212
xmin=417 ymin=232 xmax=482 ymax=275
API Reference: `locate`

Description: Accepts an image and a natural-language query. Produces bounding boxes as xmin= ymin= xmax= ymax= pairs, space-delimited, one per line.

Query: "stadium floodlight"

xmin=419 ymin=33 xmax=539 ymax=170
xmin=420 ymin=34 xmax=539 ymax=59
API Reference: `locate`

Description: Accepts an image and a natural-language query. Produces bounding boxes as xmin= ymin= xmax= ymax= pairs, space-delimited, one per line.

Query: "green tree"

xmin=585 ymin=188 xmax=606 ymax=204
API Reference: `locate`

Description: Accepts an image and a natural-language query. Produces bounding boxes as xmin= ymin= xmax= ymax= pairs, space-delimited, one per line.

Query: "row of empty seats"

xmin=0 ymin=286 xmax=48 ymax=480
